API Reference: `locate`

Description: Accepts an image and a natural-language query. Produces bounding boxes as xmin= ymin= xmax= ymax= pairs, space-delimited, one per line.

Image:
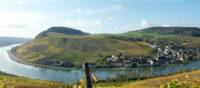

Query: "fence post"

xmin=83 ymin=63 xmax=92 ymax=88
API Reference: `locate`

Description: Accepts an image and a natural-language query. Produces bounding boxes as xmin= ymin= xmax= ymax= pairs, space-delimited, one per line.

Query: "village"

xmin=101 ymin=40 xmax=198 ymax=68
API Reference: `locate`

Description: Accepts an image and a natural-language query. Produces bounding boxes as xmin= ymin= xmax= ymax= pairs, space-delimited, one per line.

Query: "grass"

xmin=0 ymin=69 xmax=200 ymax=88
xmin=0 ymin=76 xmax=72 ymax=88
xmin=96 ymin=70 xmax=200 ymax=88
xmin=0 ymin=70 xmax=200 ymax=88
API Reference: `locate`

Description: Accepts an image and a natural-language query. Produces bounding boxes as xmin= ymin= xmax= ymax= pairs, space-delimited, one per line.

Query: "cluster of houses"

xmin=103 ymin=40 xmax=198 ymax=68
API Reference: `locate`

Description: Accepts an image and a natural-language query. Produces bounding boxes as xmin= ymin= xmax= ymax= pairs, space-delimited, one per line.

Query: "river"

xmin=0 ymin=44 xmax=200 ymax=83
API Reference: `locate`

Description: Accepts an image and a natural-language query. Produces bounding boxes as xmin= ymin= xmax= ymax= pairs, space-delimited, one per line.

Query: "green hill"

xmin=142 ymin=27 xmax=200 ymax=36
xmin=123 ymin=27 xmax=200 ymax=38
xmin=13 ymin=27 xmax=151 ymax=67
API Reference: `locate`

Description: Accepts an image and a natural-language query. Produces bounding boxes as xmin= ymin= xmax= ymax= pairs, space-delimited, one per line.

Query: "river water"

xmin=0 ymin=44 xmax=200 ymax=83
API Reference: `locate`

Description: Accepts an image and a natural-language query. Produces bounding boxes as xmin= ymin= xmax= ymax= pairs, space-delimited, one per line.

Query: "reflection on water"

xmin=0 ymin=44 xmax=199 ymax=83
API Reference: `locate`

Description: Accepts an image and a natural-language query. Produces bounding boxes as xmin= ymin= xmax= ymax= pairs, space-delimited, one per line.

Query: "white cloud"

xmin=76 ymin=8 xmax=82 ymax=13
xmin=17 ymin=0 xmax=25 ymax=4
xmin=0 ymin=10 xmax=114 ymax=37
xmin=107 ymin=16 xmax=115 ymax=20
xmin=0 ymin=11 xmax=46 ymax=37
xmin=125 ymin=25 xmax=134 ymax=31
xmin=63 ymin=20 xmax=103 ymax=30
xmin=141 ymin=19 xmax=150 ymax=29
xmin=75 ymin=3 xmax=124 ymax=14
xmin=111 ymin=0 xmax=122 ymax=2
xmin=0 ymin=0 xmax=26 ymax=5
xmin=0 ymin=11 xmax=45 ymax=27
xmin=162 ymin=24 xmax=171 ymax=27
xmin=110 ymin=3 xmax=123 ymax=11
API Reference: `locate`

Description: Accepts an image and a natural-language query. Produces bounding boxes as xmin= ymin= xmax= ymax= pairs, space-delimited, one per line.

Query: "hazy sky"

xmin=0 ymin=0 xmax=199 ymax=38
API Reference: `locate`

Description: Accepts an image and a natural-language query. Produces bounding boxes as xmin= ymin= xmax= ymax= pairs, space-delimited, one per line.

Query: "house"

xmin=106 ymin=57 xmax=113 ymax=62
xmin=152 ymin=60 xmax=160 ymax=66
xmin=61 ymin=60 xmax=74 ymax=67
xmin=151 ymin=44 xmax=157 ymax=49
xmin=109 ymin=62 xmax=123 ymax=67
xmin=111 ymin=55 xmax=118 ymax=62
xmin=124 ymin=62 xmax=138 ymax=68
xmin=124 ymin=62 xmax=132 ymax=68
xmin=148 ymin=60 xmax=154 ymax=66
xmin=157 ymin=57 xmax=171 ymax=66
xmin=105 ymin=55 xmax=118 ymax=62
xmin=138 ymin=58 xmax=152 ymax=67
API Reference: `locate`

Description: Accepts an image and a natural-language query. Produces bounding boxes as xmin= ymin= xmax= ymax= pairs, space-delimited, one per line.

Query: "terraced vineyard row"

xmin=0 ymin=76 xmax=72 ymax=88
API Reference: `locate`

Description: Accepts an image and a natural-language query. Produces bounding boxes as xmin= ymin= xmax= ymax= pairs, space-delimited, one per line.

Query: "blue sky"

xmin=0 ymin=0 xmax=199 ymax=38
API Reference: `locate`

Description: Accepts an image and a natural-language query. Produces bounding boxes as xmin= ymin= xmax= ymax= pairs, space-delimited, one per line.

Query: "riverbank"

xmin=8 ymin=48 xmax=150 ymax=71
xmin=8 ymin=50 xmax=81 ymax=71
xmin=8 ymin=49 xmax=200 ymax=71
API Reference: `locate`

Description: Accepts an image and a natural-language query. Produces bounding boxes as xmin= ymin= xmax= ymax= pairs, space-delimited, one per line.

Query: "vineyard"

xmin=0 ymin=70 xmax=200 ymax=88
xmin=96 ymin=70 xmax=200 ymax=88
xmin=0 ymin=76 xmax=72 ymax=88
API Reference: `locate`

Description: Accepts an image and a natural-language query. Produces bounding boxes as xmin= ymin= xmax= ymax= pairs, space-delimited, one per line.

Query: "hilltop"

xmin=36 ymin=26 xmax=89 ymax=38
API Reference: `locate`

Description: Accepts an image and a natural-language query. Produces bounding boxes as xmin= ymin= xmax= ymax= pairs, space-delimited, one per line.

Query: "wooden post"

xmin=83 ymin=63 xmax=92 ymax=88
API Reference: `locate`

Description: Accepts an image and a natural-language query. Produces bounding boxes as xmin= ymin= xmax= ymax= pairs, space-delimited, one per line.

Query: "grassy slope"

xmin=96 ymin=70 xmax=200 ymax=88
xmin=0 ymin=71 xmax=71 ymax=88
xmin=0 ymin=76 xmax=72 ymax=88
xmin=0 ymin=70 xmax=200 ymax=88
xmin=15 ymin=33 xmax=151 ymax=66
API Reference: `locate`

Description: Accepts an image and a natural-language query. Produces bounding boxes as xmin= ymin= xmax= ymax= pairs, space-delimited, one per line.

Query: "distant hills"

xmin=12 ymin=26 xmax=200 ymax=67
xmin=0 ymin=37 xmax=30 ymax=47
xmin=139 ymin=27 xmax=200 ymax=37
xmin=125 ymin=27 xmax=200 ymax=38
